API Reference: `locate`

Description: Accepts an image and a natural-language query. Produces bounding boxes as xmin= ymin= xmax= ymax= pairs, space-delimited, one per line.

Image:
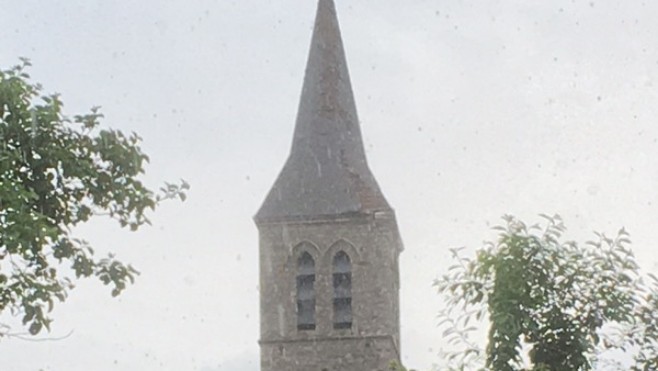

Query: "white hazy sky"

xmin=2 ymin=1 xmax=658 ymax=370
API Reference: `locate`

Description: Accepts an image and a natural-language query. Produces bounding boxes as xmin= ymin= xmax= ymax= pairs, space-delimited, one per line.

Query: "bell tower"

xmin=255 ymin=1 xmax=403 ymax=370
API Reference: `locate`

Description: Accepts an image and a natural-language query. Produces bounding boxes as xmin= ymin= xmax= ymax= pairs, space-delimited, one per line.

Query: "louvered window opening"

xmin=297 ymin=252 xmax=316 ymax=330
xmin=333 ymin=251 xmax=352 ymax=329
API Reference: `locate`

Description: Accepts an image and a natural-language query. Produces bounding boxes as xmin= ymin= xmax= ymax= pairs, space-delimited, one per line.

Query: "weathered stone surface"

xmin=257 ymin=215 xmax=402 ymax=370
xmin=255 ymin=0 xmax=390 ymax=223
xmin=261 ymin=335 xmax=399 ymax=371
xmin=255 ymin=1 xmax=403 ymax=370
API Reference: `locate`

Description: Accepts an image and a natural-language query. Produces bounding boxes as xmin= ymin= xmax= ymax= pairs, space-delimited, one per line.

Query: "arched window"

xmin=332 ymin=251 xmax=352 ymax=329
xmin=296 ymin=252 xmax=316 ymax=330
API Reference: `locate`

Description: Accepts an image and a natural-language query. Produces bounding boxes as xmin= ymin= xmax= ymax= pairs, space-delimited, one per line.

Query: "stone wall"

xmin=257 ymin=211 xmax=402 ymax=371
xmin=260 ymin=335 xmax=398 ymax=371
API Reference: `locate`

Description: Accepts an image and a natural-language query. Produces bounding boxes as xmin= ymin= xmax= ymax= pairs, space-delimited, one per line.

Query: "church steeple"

xmin=255 ymin=2 xmax=403 ymax=370
xmin=256 ymin=0 xmax=391 ymax=223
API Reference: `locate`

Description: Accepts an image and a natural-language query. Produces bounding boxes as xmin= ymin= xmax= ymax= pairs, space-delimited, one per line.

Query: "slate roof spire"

xmin=255 ymin=0 xmax=391 ymax=223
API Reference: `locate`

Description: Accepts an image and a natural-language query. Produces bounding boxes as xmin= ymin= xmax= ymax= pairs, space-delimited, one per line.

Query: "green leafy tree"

xmin=433 ymin=215 xmax=658 ymax=371
xmin=0 ymin=60 xmax=188 ymax=338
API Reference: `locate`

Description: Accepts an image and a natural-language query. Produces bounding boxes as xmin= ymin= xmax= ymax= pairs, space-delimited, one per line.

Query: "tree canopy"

xmin=0 ymin=60 xmax=187 ymax=338
xmin=392 ymin=215 xmax=658 ymax=371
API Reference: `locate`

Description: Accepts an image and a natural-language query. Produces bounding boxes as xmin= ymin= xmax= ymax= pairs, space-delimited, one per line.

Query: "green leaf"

xmin=0 ymin=60 xmax=186 ymax=337
xmin=28 ymin=321 xmax=42 ymax=335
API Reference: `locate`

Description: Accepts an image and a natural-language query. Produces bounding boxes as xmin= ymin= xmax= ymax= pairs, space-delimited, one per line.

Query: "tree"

xmin=393 ymin=215 xmax=658 ymax=371
xmin=0 ymin=59 xmax=187 ymax=338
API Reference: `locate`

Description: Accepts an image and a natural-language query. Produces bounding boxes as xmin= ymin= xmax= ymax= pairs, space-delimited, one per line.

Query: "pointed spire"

xmin=291 ymin=0 xmax=365 ymax=161
xmin=256 ymin=0 xmax=391 ymax=223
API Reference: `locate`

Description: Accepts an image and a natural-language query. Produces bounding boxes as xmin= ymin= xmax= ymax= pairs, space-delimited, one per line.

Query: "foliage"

xmin=627 ymin=276 xmax=658 ymax=370
xmin=0 ymin=60 xmax=187 ymax=338
xmin=434 ymin=215 xmax=658 ymax=371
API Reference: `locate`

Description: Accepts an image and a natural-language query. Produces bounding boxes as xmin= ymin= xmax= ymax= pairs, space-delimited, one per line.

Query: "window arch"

xmin=332 ymin=251 xmax=352 ymax=329
xmin=296 ymin=252 xmax=316 ymax=330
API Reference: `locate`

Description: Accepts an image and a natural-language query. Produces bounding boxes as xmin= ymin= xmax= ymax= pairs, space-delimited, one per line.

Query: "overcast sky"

xmin=2 ymin=0 xmax=658 ymax=370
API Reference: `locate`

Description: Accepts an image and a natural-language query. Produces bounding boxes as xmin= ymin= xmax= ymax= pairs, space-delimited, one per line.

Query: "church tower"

xmin=255 ymin=1 xmax=403 ymax=370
